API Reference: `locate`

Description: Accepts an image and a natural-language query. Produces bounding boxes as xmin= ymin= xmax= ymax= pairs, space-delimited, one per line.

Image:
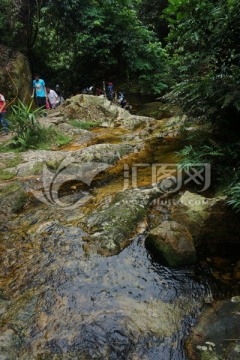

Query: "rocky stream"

xmin=0 ymin=95 xmax=240 ymax=360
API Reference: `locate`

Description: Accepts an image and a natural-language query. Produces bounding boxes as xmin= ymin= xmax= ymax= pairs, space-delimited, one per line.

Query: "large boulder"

xmin=171 ymin=191 xmax=219 ymax=240
xmin=61 ymin=94 xmax=155 ymax=129
xmin=11 ymin=143 xmax=135 ymax=177
xmin=145 ymin=220 xmax=197 ymax=267
xmin=0 ymin=44 xmax=32 ymax=104
xmin=84 ymin=186 xmax=162 ymax=255
xmin=186 ymin=298 xmax=240 ymax=360
xmin=170 ymin=191 xmax=240 ymax=257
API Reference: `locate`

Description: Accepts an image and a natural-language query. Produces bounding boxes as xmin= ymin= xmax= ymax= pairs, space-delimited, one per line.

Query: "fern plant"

xmin=177 ymin=143 xmax=224 ymax=172
xmin=10 ymin=99 xmax=44 ymax=149
xmin=177 ymin=130 xmax=240 ymax=211
xmin=226 ymin=183 xmax=240 ymax=212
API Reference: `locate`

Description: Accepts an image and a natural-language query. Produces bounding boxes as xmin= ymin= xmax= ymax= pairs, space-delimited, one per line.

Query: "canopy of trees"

xmin=165 ymin=0 xmax=240 ymax=131
xmin=0 ymin=0 xmax=169 ymax=94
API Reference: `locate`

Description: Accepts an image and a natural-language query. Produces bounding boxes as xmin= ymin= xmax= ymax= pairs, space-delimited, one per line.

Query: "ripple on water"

xmin=0 ymin=223 xmax=208 ymax=359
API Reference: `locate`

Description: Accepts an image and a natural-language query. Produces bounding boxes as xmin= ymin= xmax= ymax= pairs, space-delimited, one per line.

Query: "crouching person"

xmin=46 ymin=87 xmax=59 ymax=109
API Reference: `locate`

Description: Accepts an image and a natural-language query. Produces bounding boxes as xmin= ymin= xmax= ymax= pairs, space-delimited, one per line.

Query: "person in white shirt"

xmin=46 ymin=87 xmax=59 ymax=109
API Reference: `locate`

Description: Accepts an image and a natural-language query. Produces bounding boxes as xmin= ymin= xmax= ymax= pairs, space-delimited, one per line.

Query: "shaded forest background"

xmin=1 ymin=0 xmax=240 ymax=209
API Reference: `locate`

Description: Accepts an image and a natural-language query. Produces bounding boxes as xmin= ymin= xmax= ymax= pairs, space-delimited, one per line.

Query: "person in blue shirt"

xmin=106 ymin=82 xmax=114 ymax=101
xmin=32 ymin=73 xmax=47 ymax=107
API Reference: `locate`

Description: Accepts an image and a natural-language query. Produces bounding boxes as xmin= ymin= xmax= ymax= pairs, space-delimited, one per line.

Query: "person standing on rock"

xmin=46 ymin=87 xmax=59 ymax=109
xmin=0 ymin=93 xmax=9 ymax=135
xmin=31 ymin=73 xmax=47 ymax=107
xmin=106 ymin=82 xmax=114 ymax=101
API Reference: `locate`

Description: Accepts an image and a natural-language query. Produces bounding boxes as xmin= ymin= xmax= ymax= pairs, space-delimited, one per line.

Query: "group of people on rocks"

xmin=81 ymin=81 xmax=131 ymax=110
xmin=116 ymin=90 xmax=132 ymax=110
xmin=32 ymin=73 xmax=64 ymax=109
xmin=0 ymin=74 xmax=131 ymax=135
xmin=0 ymin=73 xmax=64 ymax=135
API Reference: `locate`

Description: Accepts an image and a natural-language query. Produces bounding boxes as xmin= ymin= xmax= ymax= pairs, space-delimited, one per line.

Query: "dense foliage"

xmin=0 ymin=0 xmax=170 ymax=94
xmin=164 ymin=0 xmax=240 ymax=209
xmin=0 ymin=0 xmax=43 ymax=52
xmin=164 ymin=0 xmax=240 ymax=131
xmin=138 ymin=0 xmax=169 ymax=43
xmin=35 ymin=0 xmax=169 ymax=94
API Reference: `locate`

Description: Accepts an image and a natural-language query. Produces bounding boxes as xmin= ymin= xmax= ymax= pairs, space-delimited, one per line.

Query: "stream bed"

xmin=0 ymin=220 xmax=210 ymax=359
xmin=0 ymin=113 xmax=237 ymax=360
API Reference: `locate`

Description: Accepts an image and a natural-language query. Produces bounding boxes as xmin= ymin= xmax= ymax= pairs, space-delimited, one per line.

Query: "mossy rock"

xmin=171 ymin=191 xmax=240 ymax=257
xmin=86 ymin=187 xmax=161 ymax=255
xmin=146 ymin=220 xmax=197 ymax=267
xmin=0 ymin=182 xmax=28 ymax=214
xmin=0 ymin=44 xmax=32 ymax=103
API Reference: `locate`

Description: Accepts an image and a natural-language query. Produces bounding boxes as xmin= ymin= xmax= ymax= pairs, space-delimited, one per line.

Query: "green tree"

xmin=33 ymin=0 xmax=168 ymax=94
xmin=164 ymin=0 xmax=240 ymax=133
xmin=164 ymin=0 xmax=240 ymax=210
xmin=138 ymin=0 xmax=169 ymax=43
xmin=0 ymin=0 xmax=44 ymax=53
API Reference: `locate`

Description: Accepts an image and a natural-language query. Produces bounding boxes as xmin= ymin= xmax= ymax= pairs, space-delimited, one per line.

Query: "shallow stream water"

xmin=0 ymin=122 xmax=218 ymax=359
xmin=0 ymin=220 xmax=210 ymax=359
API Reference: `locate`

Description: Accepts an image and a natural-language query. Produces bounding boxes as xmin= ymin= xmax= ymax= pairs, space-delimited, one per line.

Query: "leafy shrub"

xmin=8 ymin=99 xmax=71 ymax=150
xmin=10 ymin=99 xmax=44 ymax=149
xmin=177 ymin=131 xmax=240 ymax=211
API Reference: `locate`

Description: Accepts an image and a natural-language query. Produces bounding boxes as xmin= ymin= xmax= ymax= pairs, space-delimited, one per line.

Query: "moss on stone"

xmin=11 ymin=191 xmax=28 ymax=213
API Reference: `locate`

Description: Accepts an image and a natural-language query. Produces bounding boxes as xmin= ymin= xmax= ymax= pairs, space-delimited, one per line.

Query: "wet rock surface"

xmin=85 ymin=186 xmax=161 ymax=255
xmin=146 ymin=221 xmax=197 ymax=267
xmin=186 ymin=298 xmax=240 ymax=360
xmin=1 ymin=143 xmax=136 ymax=179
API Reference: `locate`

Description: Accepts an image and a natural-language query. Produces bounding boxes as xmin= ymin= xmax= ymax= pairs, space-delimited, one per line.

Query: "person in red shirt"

xmin=0 ymin=93 xmax=9 ymax=135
